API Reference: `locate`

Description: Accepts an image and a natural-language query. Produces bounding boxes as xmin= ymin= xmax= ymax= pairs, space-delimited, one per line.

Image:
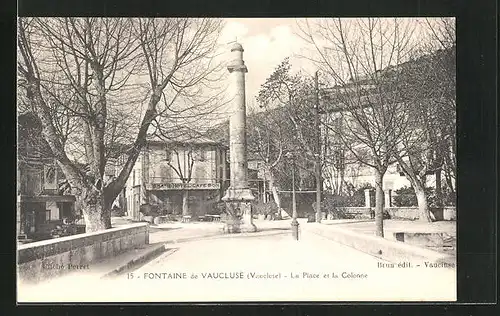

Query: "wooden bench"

xmin=206 ymin=215 xmax=221 ymax=222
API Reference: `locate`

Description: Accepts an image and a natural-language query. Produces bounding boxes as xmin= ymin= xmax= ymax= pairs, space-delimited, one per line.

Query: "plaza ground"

xmin=18 ymin=218 xmax=456 ymax=302
xmin=114 ymin=216 xmax=457 ymax=256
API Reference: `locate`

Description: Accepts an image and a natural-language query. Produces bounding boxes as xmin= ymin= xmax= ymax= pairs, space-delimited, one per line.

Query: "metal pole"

xmin=263 ymin=174 xmax=267 ymax=203
xmin=314 ymin=70 xmax=322 ymax=223
xmin=291 ymin=157 xmax=299 ymax=240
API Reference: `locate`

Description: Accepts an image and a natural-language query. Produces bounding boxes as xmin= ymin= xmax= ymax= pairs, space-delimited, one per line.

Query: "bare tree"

xmin=255 ymin=58 xmax=321 ymax=215
xmin=321 ymin=106 xmax=362 ymax=196
xmin=246 ymin=107 xmax=287 ymax=216
xmin=423 ymin=18 xmax=456 ymax=200
xmin=168 ymin=147 xmax=195 ymax=217
xmin=392 ymin=44 xmax=456 ymax=221
xmin=298 ymin=18 xmax=421 ymax=235
xmin=148 ymin=129 xmax=208 ymax=217
xmin=257 ymin=59 xmax=318 ymax=159
xmin=18 ymin=17 xmax=224 ymax=232
xmin=371 ymin=18 xmax=455 ymax=221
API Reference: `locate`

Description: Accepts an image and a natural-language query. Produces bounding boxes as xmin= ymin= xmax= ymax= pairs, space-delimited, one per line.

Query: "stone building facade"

xmin=17 ymin=113 xmax=77 ymax=242
xmin=123 ymin=136 xmax=229 ymax=220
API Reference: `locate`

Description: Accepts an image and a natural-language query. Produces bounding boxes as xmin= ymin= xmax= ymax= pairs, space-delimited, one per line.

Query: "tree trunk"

xmin=262 ymin=177 xmax=267 ymax=203
xmin=330 ymin=171 xmax=336 ymax=194
xmin=415 ymin=183 xmax=432 ymax=222
xmin=443 ymin=160 xmax=455 ymax=196
xmin=339 ymin=166 xmax=345 ymax=195
xmin=182 ymin=190 xmax=189 ymax=216
xmin=269 ymin=175 xmax=281 ymax=208
xmin=78 ymin=192 xmax=112 ymax=232
xmin=435 ymin=169 xmax=443 ymax=207
xmin=374 ymin=169 xmax=385 ymax=237
xmin=268 ymin=172 xmax=290 ymax=218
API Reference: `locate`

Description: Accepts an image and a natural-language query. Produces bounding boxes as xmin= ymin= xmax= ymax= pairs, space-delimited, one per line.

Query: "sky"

xmin=217 ymin=18 xmax=317 ymax=110
xmin=215 ymin=18 xmax=446 ymax=111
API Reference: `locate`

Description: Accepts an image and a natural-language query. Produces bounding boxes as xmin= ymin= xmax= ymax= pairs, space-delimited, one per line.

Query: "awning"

xmin=17 ymin=195 xmax=76 ymax=203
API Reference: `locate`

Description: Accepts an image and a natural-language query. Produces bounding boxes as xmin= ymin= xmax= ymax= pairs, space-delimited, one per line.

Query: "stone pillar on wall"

xmin=384 ymin=189 xmax=392 ymax=207
xmin=17 ymin=200 xmax=22 ymax=237
xmin=364 ymin=189 xmax=371 ymax=208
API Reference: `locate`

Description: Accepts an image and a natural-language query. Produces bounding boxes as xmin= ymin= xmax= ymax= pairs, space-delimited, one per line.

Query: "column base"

xmin=240 ymin=221 xmax=257 ymax=233
xmin=223 ymin=220 xmax=257 ymax=233
xmin=222 ymin=187 xmax=255 ymax=201
xmin=223 ymin=218 xmax=242 ymax=233
xmin=315 ymin=212 xmax=322 ymax=223
xmin=223 ymin=199 xmax=257 ymax=234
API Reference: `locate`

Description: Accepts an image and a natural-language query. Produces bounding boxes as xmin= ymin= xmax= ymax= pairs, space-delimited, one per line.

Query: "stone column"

xmin=222 ymin=42 xmax=256 ymax=233
xmin=364 ymin=189 xmax=371 ymax=208
xmin=384 ymin=189 xmax=392 ymax=207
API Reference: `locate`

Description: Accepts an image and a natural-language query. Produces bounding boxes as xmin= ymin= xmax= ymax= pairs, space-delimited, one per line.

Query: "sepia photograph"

xmin=16 ymin=17 xmax=457 ymax=302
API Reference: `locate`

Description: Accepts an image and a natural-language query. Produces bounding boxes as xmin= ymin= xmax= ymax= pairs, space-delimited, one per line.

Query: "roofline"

xmin=146 ymin=139 xmax=229 ymax=149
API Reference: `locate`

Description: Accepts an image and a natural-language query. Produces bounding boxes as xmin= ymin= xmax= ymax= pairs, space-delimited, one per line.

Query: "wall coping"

xmin=324 ymin=225 xmax=449 ymax=259
xmin=335 ymin=206 xmax=456 ymax=210
xmin=309 ymin=223 xmax=454 ymax=264
xmin=18 ymin=223 xmax=148 ymax=251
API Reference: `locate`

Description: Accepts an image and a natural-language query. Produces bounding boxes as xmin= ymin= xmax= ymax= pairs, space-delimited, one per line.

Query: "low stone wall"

xmin=324 ymin=206 xmax=456 ymax=221
xmin=385 ymin=207 xmax=456 ymax=221
xmin=18 ymin=223 xmax=149 ymax=284
xmin=308 ymin=223 xmax=455 ymax=266
xmin=442 ymin=207 xmax=457 ymax=220
xmin=385 ymin=207 xmax=419 ymax=220
xmin=324 ymin=207 xmax=372 ymax=219
xmin=394 ymin=232 xmax=456 ymax=248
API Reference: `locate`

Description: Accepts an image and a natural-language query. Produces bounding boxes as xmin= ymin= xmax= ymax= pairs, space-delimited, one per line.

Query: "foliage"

xmin=353 ymin=183 xmax=376 ymax=207
xmin=393 ymin=186 xmax=418 ymax=206
xmin=321 ymin=194 xmax=356 ymax=209
xmin=207 ymin=201 xmax=226 ymax=215
xmin=253 ymin=201 xmax=279 ymax=216
xmin=392 ymin=185 xmax=456 ymax=207
xmin=139 ymin=204 xmax=162 ymax=217
xmin=316 ymin=183 xmax=376 ymax=213
xmin=17 ymin=113 xmax=54 ymax=163
xmin=328 ymin=208 xmax=355 ymax=220
xmin=50 ymin=224 xmax=79 ymax=238
xmin=110 ymin=205 xmax=126 ymax=217
xmin=427 ymin=186 xmax=456 ymax=207
xmin=442 ymin=187 xmax=456 ymax=206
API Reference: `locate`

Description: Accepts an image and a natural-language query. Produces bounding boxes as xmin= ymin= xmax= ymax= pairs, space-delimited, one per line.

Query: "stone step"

xmin=101 ymin=243 xmax=167 ymax=278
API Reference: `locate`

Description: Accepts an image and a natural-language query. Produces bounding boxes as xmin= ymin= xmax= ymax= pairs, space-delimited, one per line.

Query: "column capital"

xmin=227 ymin=64 xmax=248 ymax=73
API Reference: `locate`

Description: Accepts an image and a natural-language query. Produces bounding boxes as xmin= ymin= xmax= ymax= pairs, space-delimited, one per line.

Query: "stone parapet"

xmin=305 ymin=223 xmax=455 ymax=267
xmin=385 ymin=207 xmax=456 ymax=221
xmin=323 ymin=207 xmax=456 ymax=221
xmin=17 ymin=223 xmax=149 ymax=283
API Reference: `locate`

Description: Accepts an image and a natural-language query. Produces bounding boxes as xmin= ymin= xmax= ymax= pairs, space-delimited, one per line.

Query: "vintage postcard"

xmin=17 ymin=17 xmax=457 ymax=302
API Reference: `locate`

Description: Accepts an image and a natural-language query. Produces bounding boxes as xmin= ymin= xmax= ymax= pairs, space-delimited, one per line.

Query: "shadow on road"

xmin=322 ymin=219 xmax=375 ymax=225
xmin=106 ymin=245 xmax=180 ymax=279
xmin=257 ymin=227 xmax=291 ymax=232
xmin=225 ymin=230 xmax=291 ymax=239
xmin=149 ymin=227 xmax=183 ymax=233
